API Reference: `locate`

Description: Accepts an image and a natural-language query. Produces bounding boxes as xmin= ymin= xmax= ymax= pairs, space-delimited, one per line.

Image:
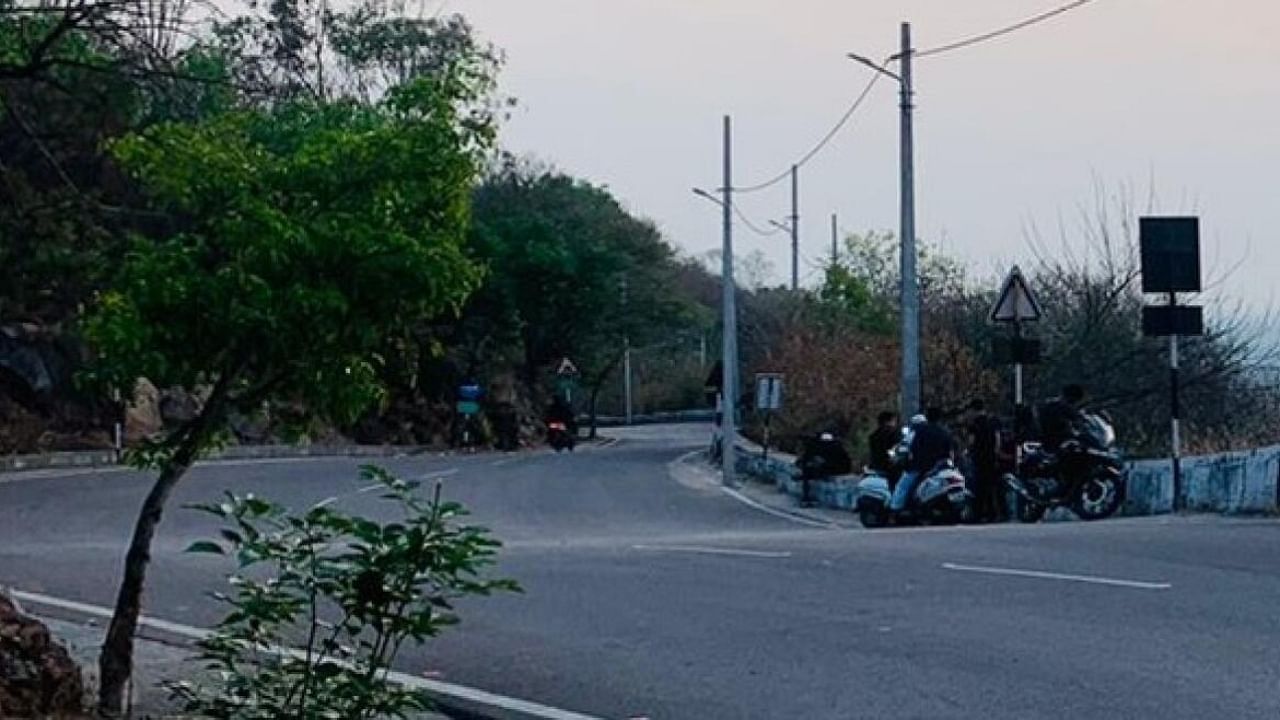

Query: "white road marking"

xmin=941 ymin=562 xmax=1172 ymax=590
xmin=720 ymin=486 xmax=836 ymax=529
xmin=8 ymin=588 xmax=603 ymax=720
xmin=632 ymin=544 xmax=792 ymax=559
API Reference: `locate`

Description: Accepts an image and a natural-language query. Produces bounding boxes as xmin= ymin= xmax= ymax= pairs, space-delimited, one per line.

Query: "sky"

xmin=446 ymin=0 xmax=1280 ymax=305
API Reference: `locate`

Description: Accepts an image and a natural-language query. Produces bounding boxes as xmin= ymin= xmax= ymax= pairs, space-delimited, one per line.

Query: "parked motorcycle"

xmin=547 ymin=421 xmax=576 ymax=453
xmin=1004 ymin=412 xmax=1126 ymax=522
xmin=856 ymin=459 xmax=972 ymax=528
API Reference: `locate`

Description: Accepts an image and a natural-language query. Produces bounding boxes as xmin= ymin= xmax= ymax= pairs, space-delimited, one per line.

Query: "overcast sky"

xmin=448 ymin=0 xmax=1279 ymax=304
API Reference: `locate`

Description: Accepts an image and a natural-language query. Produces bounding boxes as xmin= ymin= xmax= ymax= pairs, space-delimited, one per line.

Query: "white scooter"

xmin=855 ymin=424 xmax=972 ymax=528
xmin=856 ymin=460 xmax=972 ymax=528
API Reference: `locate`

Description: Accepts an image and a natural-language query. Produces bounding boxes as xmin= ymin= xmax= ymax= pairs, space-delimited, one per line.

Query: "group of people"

xmin=797 ymin=384 xmax=1090 ymax=522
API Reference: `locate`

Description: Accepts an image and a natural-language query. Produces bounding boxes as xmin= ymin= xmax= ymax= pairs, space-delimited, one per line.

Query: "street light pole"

xmin=898 ymin=21 xmax=921 ymax=418
xmin=720 ymin=115 xmax=738 ymax=487
xmin=848 ymin=23 xmax=920 ymax=418
xmin=830 ymin=213 xmax=839 ymax=267
xmin=790 ymin=164 xmax=799 ymax=291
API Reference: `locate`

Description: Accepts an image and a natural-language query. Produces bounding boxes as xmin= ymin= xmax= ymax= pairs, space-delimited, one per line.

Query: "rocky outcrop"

xmin=124 ymin=377 xmax=163 ymax=444
xmin=0 ymin=593 xmax=85 ymax=717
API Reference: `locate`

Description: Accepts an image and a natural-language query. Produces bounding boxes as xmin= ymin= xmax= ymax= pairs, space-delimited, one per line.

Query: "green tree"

xmin=84 ymin=70 xmax=494 ymax=715
xmin=467 ymin=160 xmax=703 ymax=430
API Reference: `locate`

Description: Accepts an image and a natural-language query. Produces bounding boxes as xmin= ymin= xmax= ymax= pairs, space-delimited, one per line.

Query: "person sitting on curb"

xmin=796 ymin=431 xmax=853 ymax=506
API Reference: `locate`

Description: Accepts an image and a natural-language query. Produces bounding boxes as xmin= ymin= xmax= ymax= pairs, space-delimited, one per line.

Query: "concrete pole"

xmin=721 ymin=115 xmax=738 ymax=487
xmin=1170 ymin=292 xmax=1182 ymax=511
xmin=790 ymin=164 xmax=799 ymax=291
xmin=621 ymin=275 xmax=632 ymax=425
xmin=624 ymin=338 xmax=633 ymax=425
xmin=830 ymin=213 xmax=839 ymax=267
xmin=899 ymin=21 xmax=921 ymax=418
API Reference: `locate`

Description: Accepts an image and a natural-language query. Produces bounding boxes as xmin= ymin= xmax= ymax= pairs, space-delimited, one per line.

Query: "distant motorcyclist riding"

xmin=544 ymin=396 xmax=577 ymax=452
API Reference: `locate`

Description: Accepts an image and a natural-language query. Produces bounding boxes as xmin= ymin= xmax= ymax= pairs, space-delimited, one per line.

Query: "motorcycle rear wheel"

xmin=1073 ymin=473 xmax=1123 ymax=521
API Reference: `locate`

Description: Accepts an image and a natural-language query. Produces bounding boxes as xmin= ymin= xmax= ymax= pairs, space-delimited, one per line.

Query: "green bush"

xmin=169 ymin=466 xmax=519 ymax=719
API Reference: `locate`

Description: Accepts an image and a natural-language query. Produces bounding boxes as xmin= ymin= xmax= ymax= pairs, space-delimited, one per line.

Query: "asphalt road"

xmin=3 ymin=425 xmax=1280 ymax=719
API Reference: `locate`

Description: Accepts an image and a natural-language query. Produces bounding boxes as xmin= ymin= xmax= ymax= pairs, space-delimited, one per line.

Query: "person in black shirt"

xmin=890 ymin=407 xmax=954 ymax=513
xmin=866 ymin=411 xmax=900 ymax=476
xmin=1039 ymin=384 xmax=1087 ymax=451
xmin=964 ymin=399 xmax=1004 ymax=522
xmin=798 ymin=432 xmax=853 ymax=479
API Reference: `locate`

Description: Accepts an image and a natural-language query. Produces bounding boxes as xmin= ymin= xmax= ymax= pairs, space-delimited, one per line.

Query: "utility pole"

xmin=621 ymin=275 xmax=633 ymax=425
xmin=790 ymin=164 xmax=799 ymax=291
xmin=830 ymin=213 xmax=839 ymax=267
xmin=720 ymin=115 xmax=738 ymax=487
xmin=898 ymin=21 xmax=921 ymax=418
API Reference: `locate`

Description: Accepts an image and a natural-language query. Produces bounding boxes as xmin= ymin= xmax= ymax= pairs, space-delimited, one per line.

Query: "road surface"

xmin=3 ymin=425 xmax=1279 ymax=719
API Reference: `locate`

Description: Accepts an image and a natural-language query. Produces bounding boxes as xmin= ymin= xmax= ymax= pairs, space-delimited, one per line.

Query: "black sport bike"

xmin=1004 ymin=413 xmax=1126 ymax=523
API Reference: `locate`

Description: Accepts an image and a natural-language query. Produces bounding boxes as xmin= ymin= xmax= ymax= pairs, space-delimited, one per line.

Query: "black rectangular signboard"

xmin=1140 ymin=217 xmax=1201 ymax=294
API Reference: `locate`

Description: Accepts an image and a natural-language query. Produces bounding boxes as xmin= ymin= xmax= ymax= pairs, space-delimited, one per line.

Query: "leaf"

xmin=186 ymin=541 xmax=226 ymax=555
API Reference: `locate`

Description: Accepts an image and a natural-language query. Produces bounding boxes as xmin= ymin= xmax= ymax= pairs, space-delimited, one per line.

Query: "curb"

xmin=0 ymin=444 xmax=433 ymax=474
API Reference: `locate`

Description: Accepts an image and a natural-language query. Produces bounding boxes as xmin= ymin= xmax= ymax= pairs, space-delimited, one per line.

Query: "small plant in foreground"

xmin=169 ymin=465 xmax=519 ymax=719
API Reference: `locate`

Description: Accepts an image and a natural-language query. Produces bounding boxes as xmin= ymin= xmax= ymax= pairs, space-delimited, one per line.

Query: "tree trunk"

xmin=588 ymin=385 xmax=600 ymax=440
xmin=95 ymin=444 xmax=198 ymax=716
xmin=94 ymin=371 xmax=236 ymax=717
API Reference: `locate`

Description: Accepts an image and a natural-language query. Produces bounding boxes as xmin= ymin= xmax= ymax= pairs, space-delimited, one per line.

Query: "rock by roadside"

xmin=0 ymin=593 xmax=85 ymax=718
xmin=27 ymin=611 xmax=452 ymax=720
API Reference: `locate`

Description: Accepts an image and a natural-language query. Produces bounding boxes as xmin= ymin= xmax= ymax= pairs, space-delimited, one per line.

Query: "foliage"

xmin=462 ymin=158 xmax=708 ymax=422
xmin=84 ymin=72 xmax=492 ymax=460
xmin=169 ymin=465 xmax=518 ymax=720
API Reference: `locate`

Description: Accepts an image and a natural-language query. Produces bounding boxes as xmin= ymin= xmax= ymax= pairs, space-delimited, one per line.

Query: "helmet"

xmin=819 ymin=432 xmax=835 ymax=442
xmin=909 ymin=414 xmax=927 ymax=427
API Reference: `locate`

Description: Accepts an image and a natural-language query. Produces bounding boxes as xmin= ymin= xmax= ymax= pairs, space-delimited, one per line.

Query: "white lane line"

xmin=941 ymin=563 xmax=1172 ymax=590
xmin=9 ymin=588 xmax=603 ymax=720
xmin=720 ymin=486 xmax=835 ymax=529
xmin=632 ymin=544 xmax=792 ymax=559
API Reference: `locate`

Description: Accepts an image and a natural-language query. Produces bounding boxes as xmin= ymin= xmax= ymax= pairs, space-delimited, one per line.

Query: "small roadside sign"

xmin=456 ymin=400 xmax=480 ymax=416
xmin=556 ymin=357 xmax=579 ymax=376
xmin=990 ymin=266 xmax=1042 ymax=323
xmin=754 ymin=373 xmax=784 ymax=411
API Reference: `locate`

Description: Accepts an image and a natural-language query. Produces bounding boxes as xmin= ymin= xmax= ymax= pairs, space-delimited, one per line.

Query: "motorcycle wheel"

xmin=1014 ymin=496 xmax=1046 ymax=524
xmin=859 ymin=507 xmax=889 ymax=529
xmin=1073 ymin=473 xmax=1123 ymax=521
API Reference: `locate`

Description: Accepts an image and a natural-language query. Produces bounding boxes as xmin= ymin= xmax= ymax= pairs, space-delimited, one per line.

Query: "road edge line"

xmin=940 ymin=562 xmax=1173 ymax=590
xmin=668 ymin=450 xmax=837 ymax=530
xmin=8 ymin=588 xmax=604 ymax=720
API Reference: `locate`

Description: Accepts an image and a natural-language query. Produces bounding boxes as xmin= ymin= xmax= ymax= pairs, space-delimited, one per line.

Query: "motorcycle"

xmin=547 ymin=421 xmax=576 ymax=453
xmin=856 ymin=458 xmax=973 ymax=528
xmin=1004 ymin=412 xmax=1126 ymax=522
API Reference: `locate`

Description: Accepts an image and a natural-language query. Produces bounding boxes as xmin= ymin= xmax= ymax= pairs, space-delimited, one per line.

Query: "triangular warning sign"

xmin=556 ymin=357 xmax=580 ymax=376
xmin=990 ymin=266 xmax=1042 ymax=323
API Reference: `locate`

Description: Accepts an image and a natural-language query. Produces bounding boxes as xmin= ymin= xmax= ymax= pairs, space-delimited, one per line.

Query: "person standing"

xmin=866 ymin=411 xmax=900 ymax=474
xmin=964 ymin=399 xmax=1004 ymax=523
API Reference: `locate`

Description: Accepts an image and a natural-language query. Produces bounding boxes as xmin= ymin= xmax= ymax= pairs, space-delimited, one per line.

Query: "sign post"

xmin=754 ymin=373 xmax=784 ymax=462
xmin=1140 ymin=217 xmax=1204 ymax=512
xmin=990 ymin=266 xmax=1043 ymax=453
xmin=555 ymin=357 xmax=580 ymax=404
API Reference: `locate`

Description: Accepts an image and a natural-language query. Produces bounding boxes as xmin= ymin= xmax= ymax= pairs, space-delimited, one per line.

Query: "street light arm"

xmin=846 ymin=52 xmax=902 ymax=83
xmin=692 ymin=187 xmax=724 ymax=207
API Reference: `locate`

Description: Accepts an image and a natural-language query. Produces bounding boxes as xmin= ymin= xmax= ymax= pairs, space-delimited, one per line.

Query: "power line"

xmin=915 ymin=0 xmax=1102 ymax=59
xmin=735 ymin=71 xmax=884 ymax=194
xmin=732 ymin=202 xmax=785 ymax=237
